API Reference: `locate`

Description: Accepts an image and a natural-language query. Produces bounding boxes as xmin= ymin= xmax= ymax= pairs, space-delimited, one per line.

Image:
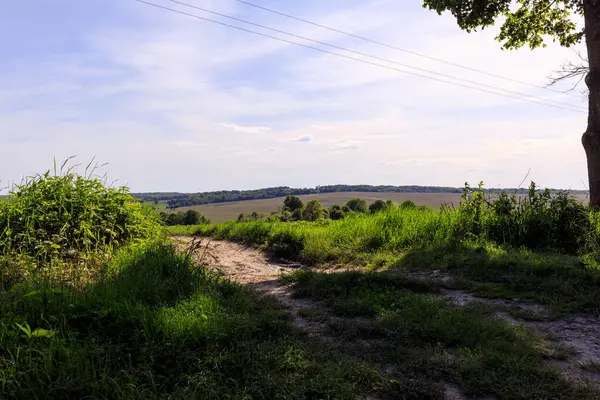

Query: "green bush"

xmin=328 ymin=204 xmax=346 ymax=220
xmin=302 ymin=200 xmax=324 ymax=222
xmin=0 ymin=170 xmax=160 ymax=262
xmin=268 ymin=230 xmax=305 ymax=257
xmin=283 ymin=196 xmax=304 ymax=212
xmin=369 ymin=199 xmax=393 ymax=213
xmin=453 ymin=182 xmax=593 ymax=254
xmin=346 ymin=198 xmax=368 ymax=213
xmin=160 ymin=210 xmax=210 ymax=226
xmin=400 ymin=200 xmax=417 ymax=209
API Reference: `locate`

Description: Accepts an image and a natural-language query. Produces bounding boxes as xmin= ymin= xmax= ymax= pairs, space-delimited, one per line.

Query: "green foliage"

xmin=302 ymin=200 xmax=324 ymax=221
xmin=0 ymin=243 xmax=379 ymax=398
xmin=453 ymin=182 xmax=592 ymax=254
xmin=400 ymin=200 xmax=417 ymax=209
xmin=422 ymin=0 xmax=584 ymax=50
xmin=283 ymin=195 xmax=304 ymax=212
xmin=159 ymin=210 xmax=210 ymax=226
xmin=346 ymin=198 xmax=368 ymax=213
xmin=329 ymin=204 xmax=346 ymax=220
xmin=369 ymin=199 xmax=393 ymax=213
xmin=195 ymin=182 xmax=600 ymax=312
xmin=0 ymin=169 xmax=159 ymax=262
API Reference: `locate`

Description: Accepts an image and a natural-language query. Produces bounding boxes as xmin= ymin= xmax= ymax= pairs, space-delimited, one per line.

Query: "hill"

xmin=133 ymin=184 xmax=588 ymax=209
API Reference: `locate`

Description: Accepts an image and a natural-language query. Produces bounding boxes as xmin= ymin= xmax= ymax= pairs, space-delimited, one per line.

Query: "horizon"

xmin=1 ymin=0 xmax=589 ymax=192
xmin=129 ymin=183 xmax=590 ymax=195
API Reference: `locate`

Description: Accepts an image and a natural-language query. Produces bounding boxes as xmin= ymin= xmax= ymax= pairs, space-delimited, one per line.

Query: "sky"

xmin=0 ymin=0 xmax=590 ymax=192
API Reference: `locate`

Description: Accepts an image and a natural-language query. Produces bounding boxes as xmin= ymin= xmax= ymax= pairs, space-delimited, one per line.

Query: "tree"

xmin=346 ymin=198 xmax=368 ymax=213
xmin=421 ymin=0 xmax=600 ymax=206
xmin=283 ymin=196 xmax=304 ymax=212
xmin=183 ymin=210 xmax=201 ymax=225
xmin=369 ymin=199 xmax=393 ymax=213
xmin=329 ymin=204 xmax=346 ymax=220
xmin=303 ymin=200 xmax=324 ymax=221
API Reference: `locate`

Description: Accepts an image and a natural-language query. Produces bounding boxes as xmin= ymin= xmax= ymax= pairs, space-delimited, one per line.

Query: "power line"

xmin=133 ymin=0 xmax=584 ymax=113
xmin=165 ymin=0 xmax=585 ymax=111
xmin=233 ymin=0 xmax=584 ymax=99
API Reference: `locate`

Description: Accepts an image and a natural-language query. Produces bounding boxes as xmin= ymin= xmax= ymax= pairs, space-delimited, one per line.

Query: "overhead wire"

xmin=133 ymin=0 xmax=585 ymax=113
xmin=233 ymin=0 xmax=583 ymax=99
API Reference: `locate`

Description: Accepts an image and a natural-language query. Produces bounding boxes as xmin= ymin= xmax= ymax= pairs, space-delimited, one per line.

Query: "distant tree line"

xmin=133 ymin=184 xmax=586 ymax=209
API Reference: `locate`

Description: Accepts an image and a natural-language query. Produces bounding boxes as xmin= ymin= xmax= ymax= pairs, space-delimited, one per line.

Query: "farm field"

xmin=171 ymin=191 xmax=589 ymax=222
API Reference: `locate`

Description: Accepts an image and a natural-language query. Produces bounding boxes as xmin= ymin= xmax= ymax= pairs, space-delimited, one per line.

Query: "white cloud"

xmin=0 ymin=0 xmax=590 ymax=191
xmin=221 ymin=123 xmax=271 ymax=134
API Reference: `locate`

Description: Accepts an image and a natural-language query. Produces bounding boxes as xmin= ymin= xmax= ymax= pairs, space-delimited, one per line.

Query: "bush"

xmin=346 ymin=198 xmax=368 ymax=213
xmin=329 ymin=204 xmax=346 ymax=220
xmin=283 ymin=196 xmax=304 ymax=212
xmin=303 ymin=200 xmax=324 ymax=221
xmin=268 ymin=230 xmax=305 ymax=257
xmin=0 ymin=169 xmax=160 ymax=262
xmin=369 ymin=199 xmax=393 ymax=213
xmin=400 ymin=200 xmax=417 ymax=209
xmin=160 ymin=210 xmax=210 ymax=226
xmin=452 ymin=182 xmax=594 ymax=254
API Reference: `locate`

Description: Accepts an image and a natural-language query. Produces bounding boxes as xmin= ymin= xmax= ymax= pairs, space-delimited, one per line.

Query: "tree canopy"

xmin=423 ymin=0 xmax=584 ymax=50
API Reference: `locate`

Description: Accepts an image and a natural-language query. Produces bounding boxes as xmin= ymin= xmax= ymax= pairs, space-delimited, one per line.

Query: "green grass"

xmin=0 ymin=166 xmax=387 ymax=398
xmin=182 ymin=203 xmax=600 ymax=313
xmin=0 ymin=242 xmax=386 ymax=399
xmin=281 ymin=270 xmax=597 ymax=399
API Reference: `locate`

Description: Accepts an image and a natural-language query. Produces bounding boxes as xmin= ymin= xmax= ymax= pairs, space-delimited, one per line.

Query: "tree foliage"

xmin=303 ymin=200 xmax=324 ymax=222
xmin=369 ymin=199 xmax=393 ymax=213
xmin=283 ymin=196 xmax=304 ymax=212
xmin=346 ymin=198 xmax=368 ymax=213
xmin=422 ymin=0 xmax=584 ymax=50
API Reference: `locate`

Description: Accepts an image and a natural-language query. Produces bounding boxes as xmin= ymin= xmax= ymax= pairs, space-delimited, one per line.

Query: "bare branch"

xmin=547 ymin=49 xmax=589 ymax=93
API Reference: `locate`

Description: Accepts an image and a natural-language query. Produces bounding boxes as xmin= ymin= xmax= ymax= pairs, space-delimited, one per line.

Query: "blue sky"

xmin=0 ymin=0 xmax=589 ymax=192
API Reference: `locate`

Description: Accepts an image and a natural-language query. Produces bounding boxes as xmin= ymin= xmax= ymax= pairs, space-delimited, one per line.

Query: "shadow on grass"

xmin=399 ymin=241 xmax=600 ymax=314
xmin=0 ymin=243 xmax=380 ymax=399
xmin=283 ymin=269 xmax=598 ymax=399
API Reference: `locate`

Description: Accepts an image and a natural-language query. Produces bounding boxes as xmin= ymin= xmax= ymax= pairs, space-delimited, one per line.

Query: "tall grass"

xmin=187 ymin=184 xmax=600 ymax=312
xmin=0 ymin=165 xmax=384 ymax=398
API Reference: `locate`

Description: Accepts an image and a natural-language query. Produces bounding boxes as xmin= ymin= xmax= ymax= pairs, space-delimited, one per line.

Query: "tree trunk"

xmin=583 ymin=0 xmax=600 ymax=208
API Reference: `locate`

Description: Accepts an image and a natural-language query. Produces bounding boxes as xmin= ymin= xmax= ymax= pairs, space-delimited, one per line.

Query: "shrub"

xmin=0 ymin=169 xmax=160 ymax=262
xmin=329 ymin=204 xmax=346 ymax=220
xmin=303 ymin=200 xmax=324 ymax=221
xmin=400 ymin=200 xmax=417 ymax=209
xmin=452 ymin=182 xmax=594 ymax=254
xmin=160 ymin=210 xmax=210 ymax=226
xmin=283 ymin=196 xmax=304 ymax=212
xmin=369 ymin=199 xmax=393 ymax=213
xmin=346 ymin=198 xmax=368 ymax=213
xmin=291 ymin=209 xmax=303 ymax=221
xmin=268 ymin=230 xmax=305 ymax=257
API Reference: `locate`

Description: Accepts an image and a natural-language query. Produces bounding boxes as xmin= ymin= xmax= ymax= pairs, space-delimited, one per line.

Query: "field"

xmin=171 ymin=191 xmax=590 ymax=222
xmin=174 ymin=191 xmax=469 ymax=222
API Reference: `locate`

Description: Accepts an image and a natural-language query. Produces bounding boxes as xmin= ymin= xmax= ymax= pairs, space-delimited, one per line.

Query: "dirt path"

xmin=174 ymin=237 xmax=332 ymax=335
xmin=174 ymin=237 xmax=600 ymax=392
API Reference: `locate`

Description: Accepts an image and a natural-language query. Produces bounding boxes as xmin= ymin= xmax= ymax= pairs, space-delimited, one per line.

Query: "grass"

xmin=280 ymin=270 xmax=597 ymax=399
xmin=0 ymin=166 xmax=394 ymax=398
xmin=4 ymin=167 xmax=599 ymax=398
xmin=1 ymin=242 xmax=387 ymax=399
xmin=179 ymin=192 xmax=600 ymax=314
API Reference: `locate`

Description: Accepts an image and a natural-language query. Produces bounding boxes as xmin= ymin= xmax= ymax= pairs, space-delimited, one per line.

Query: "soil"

xmin=173 ymin=236 xmax=600 ymax=394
